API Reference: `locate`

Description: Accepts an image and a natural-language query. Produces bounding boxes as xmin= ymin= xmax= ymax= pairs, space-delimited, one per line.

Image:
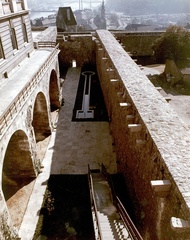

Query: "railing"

xmin=35 ymin=41 xmax=57 ymax=49
xmin=88 ymin=165 xmax=102 ymax=240
xmin=0 ymin=43 xmax=59 ymax=136
xmin=101 ymin=163 xmax=143 ymax=240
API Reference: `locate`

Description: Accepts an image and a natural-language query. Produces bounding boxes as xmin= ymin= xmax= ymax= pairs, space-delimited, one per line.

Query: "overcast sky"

xmin=65 ymin=1 xmax=102 ymax=10
xmin=27 ymin=0 xmax=104 ymax=11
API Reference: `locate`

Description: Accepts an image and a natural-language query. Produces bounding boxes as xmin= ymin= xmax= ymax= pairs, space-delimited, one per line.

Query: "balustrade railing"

xmin=88 ymin=165 xmax=102 ymax=240
xmin=35 ymin=41 xmax=57 ymax=49
xmin=0 ymin=43 xmax=59 ymax=136
xmin=101 ymin=163 xmax=143 ymax=240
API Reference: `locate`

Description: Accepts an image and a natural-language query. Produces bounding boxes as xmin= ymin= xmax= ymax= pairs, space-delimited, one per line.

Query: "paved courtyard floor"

xmin=19 ymin=67 xmax=117 ymax=239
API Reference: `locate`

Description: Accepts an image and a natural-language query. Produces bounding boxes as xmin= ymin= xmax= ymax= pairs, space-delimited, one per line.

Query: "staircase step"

xmin=91 ymin=173 xmax=131 ymax=240
xmin=101 ymin=231 xmax=115 ymax=240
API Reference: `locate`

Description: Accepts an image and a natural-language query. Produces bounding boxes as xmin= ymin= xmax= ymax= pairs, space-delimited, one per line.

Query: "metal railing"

xmin=0 ymin=43 xmax=59 ymax=136
xmin=101 ymin=163 xmax=143 ymax=240
xmin=88 ymin=165 xmax=102 ymax=240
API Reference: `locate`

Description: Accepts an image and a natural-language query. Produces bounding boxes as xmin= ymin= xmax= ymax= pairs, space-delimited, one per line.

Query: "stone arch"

xmin=2 ymin=130 xmax=35 ymax=228
xmin=32 ymin=92 xmax=51 ymax=142
xmin=49 ymin=69 xmax=61 ymax=111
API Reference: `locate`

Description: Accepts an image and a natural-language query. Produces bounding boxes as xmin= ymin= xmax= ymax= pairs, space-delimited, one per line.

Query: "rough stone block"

xmin=171 ymin=217 xmax=190 ymax=232
xmin=119 ymin=102 xmax=131 ymax=107
xmin=150 ymin=180 xmax=171 ymax=198
xmin=128 ymin=124 xmax=142 ymax=132
xmin=136 ymin=139 xmax=146 ymax=145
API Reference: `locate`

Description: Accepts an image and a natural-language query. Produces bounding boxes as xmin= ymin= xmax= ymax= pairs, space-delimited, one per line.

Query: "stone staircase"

xmin=92 ymin=172 xmax=131 ymax=240
xmin=98 ymin=212 xmax=131 ymax=240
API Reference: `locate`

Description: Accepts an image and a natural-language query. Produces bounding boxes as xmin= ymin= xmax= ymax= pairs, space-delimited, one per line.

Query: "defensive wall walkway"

xmin=95 ymin=29 xmax=190 ymax=239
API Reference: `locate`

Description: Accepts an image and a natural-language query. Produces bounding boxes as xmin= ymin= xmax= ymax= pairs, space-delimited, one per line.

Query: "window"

xmin=22 ymin=23 xmax=28 ymax=43
xmin=9 ymin=20 xmax=17 ymax=50
xmin=10 ymin=27 xmax=17 ymax=50
xmin=0 ymin=38 xmax=4 ymax=59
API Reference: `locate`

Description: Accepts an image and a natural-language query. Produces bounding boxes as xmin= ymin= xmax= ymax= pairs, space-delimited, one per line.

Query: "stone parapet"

xmin=96 ymin=29 xmax=190 ymax=240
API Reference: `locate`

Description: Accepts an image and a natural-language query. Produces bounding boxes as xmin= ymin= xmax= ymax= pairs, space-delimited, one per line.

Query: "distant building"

xmin=56 ymin=7 xmax=77 ymax=32
xmin=125 ymin=23 xmax=159 ymax=31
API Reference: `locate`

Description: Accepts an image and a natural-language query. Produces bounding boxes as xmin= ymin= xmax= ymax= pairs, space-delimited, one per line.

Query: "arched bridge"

xmin=0 ymin=42 xmax=61 ymax=233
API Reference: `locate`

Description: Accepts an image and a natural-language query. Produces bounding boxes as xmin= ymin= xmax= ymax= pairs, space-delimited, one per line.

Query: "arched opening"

xmin=32 ymin=92 xmax=51 ymax=165
xmin=32 ymin=92 xmax=51 ymax=142
xmin=49 ymin=70 xmax=61 ymax=112
xmin=2 ymin=130 xmax=36 ymax=229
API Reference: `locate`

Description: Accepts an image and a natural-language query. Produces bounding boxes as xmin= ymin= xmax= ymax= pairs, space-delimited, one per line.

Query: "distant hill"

xmin=106 ymin=0 xmax=190 ymax=14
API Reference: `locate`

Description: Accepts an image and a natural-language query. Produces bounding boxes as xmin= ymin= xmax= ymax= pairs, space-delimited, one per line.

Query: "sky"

xmin=64 ymin=1 xmax=104 ymax=10
xmin=27 ymin=0 xmax=104 ymax=11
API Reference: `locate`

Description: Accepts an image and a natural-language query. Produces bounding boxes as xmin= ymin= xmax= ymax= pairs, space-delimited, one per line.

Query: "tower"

xmin=100 ymin=0 xmax=106 ymax=29
xmin=79 ymin=0 xmax=83 ymax=10
xmin=101 ymin=0 xmax=105 ymax=20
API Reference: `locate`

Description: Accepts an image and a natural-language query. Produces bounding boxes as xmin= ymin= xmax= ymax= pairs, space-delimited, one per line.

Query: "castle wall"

xmin=56 ymin=31 xmax=162 ymax=70
xmin=57 ymin=33 xmax=96 ymax=67
xmin=113 ymin=31 xmax=161 ymax=56
xmin=55 ymin=30 xmax=190 ymax=239
xmin=95 ymin=30 xmax=190 ymax=240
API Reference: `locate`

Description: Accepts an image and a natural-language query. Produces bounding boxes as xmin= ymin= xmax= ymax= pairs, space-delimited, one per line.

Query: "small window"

xmin=0 ymin=38 xmax=4 ymax=59
xmin=10 ymin=27 xmax=17 ymax=50
xmin=22 ymin=23 xmax=28 ymax=43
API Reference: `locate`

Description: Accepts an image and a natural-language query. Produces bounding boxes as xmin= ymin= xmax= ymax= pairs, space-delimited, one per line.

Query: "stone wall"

xmin=113 ymin=31 xmax=162 ymax=57
xmin=57 ymin=33 xmax=96 ymax=68
xmin=56 ymin=31 xmax=162 ymax=70
xmin=55 ymin=29 xmax=190 ymax=239
xmin=95 ymin=30 xmax=190 ymax=240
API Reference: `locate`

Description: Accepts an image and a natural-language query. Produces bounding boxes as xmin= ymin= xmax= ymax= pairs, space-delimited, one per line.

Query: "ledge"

xmin=171 ymin=217 xmax=190 ymax=232
xmin=128 ymin=124 xmax=142 ymax=132
xmin=136 ymin=139 xmax=146 ymax=145
xmin=150 ymin=180 xmax=171 ymax=198
xmin=119 ymin=102 xmax=131 ymax=107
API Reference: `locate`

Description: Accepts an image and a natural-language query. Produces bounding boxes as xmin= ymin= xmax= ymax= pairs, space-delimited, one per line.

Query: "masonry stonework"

xmin=0 ymin=52 xmax=60 ymax=238
xmin=57 ymin=33 xmax=96 ymax=67
xmin=95 ymin=30 xmax=190 ymax=240
xmin=114 ymin=31 xmax=161 ymax=56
